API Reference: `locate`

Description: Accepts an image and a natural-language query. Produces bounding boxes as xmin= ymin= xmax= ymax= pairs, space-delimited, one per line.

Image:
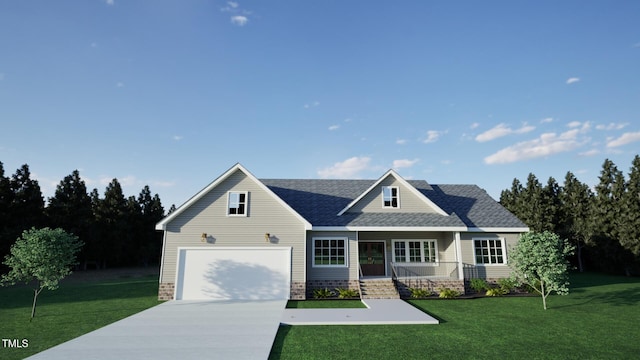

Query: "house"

xmin=155 ymin=163 xmax=528 ymax=301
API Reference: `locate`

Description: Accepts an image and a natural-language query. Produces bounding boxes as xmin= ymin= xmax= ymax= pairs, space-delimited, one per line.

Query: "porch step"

xmin=359 ymin=278 xmax=400 ymax=299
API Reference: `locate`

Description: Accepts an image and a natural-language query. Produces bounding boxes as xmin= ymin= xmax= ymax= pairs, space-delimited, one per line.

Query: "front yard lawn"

xmin=0 ymin=274 xmax=160 ymax=360
xmin=269 ymin=273 xmax=640 ymax=359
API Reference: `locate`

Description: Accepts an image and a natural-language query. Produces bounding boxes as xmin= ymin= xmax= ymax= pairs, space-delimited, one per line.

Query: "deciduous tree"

xmin=509 ymin=231 xmax=574 ymax=310
xmin=1 ymin=227 xmax=83 ymax=319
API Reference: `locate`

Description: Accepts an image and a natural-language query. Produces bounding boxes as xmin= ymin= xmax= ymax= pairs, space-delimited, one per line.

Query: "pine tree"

xmin=0 ymin=162 xmax=15 ymax=267
xmin=543 ymin=176 xmax=562 ymax=234
xmin=8 ymin=164 xmax=45 ymax=239
xmin=559 ymin=172 xmax=594 ymax=272
xmin=593 ymin=159 xmax=629 ymax=273
xmin=94 ymin=179 xmax=129 ymax=267
xmin=499 ymin=178 xmax=523 ymax=215
xmin=46 ymin=170 xmax=94 ymax=264
xmin=137 ymin=186 xmax=164 ymax=266
xmin=619 ymin=155 xmax=640 ymax=260
xmin=518 ymin=173 xmax=555 ymax=232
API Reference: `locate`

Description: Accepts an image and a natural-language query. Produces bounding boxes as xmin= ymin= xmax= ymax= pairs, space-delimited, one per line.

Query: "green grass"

xmin=2 ymin=272 xmax=638 ymax=360
xmin=269 ymin=273 xmax=640 ymax=359
xmin=0 ymin=275 xmax=160 ymax=360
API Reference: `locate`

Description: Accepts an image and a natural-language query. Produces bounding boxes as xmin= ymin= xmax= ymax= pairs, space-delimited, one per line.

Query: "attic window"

xmin=382 ymin=186 xmax=399 ymax=208
xmin=227 ymin=191 xmax=247 ymax=216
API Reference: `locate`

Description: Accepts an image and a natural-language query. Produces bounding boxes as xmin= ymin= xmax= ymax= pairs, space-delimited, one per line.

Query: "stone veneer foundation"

xmin=395 ymin=278 xmax=465 ymax=298
xmin=306 ymin=280 xmax=361 ymax=299
xmin=158 ymin=282 xmax=175 ymax=301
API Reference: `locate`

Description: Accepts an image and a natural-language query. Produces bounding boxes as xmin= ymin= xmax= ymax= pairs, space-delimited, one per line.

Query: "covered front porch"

xmin=356 ymin=231 xmax=464 ymax=280
xmin=356 ymin=231 xmax=467 ymax=296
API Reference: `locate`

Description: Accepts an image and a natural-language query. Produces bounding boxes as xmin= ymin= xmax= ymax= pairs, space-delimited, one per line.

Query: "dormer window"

xmin=228 ymin=191 xmax=248 ymax=216
xmin=382 ymin=186 xmax=399 ymax=208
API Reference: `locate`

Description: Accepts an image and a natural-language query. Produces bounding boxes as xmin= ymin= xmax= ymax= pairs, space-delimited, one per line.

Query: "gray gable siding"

xmin=160 ymin=169 xmax=307 ymax=284
xmin=348 ymin=177 xmax=440 ymax=214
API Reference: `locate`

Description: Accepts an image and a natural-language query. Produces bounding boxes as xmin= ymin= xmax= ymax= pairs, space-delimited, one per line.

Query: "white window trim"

xmin=312 ymin=236 xmax=349 ymax=268
xmin=473 ymin=237 xmax=507 ymax=266
xmin=227 ymin=191 xmax=248 ymax=217
xmin=382 ymin=186 xmax=400 ymax=209
xmin=392 ymin=239 xmax=438 ymax=265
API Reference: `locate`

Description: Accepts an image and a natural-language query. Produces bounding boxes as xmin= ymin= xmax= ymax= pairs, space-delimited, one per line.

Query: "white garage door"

xmin=174 ymin=247 xmax=291 ymax=301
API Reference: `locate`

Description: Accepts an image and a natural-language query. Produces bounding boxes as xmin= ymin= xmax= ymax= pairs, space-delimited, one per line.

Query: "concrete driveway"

xmin=27 ymin=300 xmax=287 ymax=360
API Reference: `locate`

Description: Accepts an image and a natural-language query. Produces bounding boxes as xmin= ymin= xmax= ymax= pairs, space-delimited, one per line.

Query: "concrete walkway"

xmin=28 ymin=299 xmax=437 ymax=360
xmin=282 ymin=299 xmax=439 ymax=325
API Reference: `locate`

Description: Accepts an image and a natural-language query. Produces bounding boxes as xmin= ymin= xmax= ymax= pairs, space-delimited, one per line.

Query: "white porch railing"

xmin=391 ymin=262 xmax=459 ymax=279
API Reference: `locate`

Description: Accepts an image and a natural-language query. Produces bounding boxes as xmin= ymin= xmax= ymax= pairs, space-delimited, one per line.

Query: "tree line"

xmin=500 ymin=154 xmax=640 ymax=276
xmin=0 ymin=162 xmax=173 ymax=271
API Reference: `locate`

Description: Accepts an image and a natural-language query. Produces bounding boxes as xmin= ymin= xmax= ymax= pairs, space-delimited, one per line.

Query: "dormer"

xmin=337 ymin=169 xmax=448 ymax=216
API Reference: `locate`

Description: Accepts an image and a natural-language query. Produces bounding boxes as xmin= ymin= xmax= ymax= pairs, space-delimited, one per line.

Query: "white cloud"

xmin=328 ymin=125 xmax=340 ymax=131
xmin=116 ymin=82 xmax=124 ymax=88
xmin=540 ymin=117 xmax=553 ymax=123
xmin=484 ymin=128 xmax=589 ymax=165
xmin=304 ymin=101 xmax=320 ymax=109
xmin=566 ymin=77 xmax=580 ymax=84
xmin=607 ymin=131 xmax=640 ymax=148
xmin=392 ymin=159 xmax=419 ymax=169
xmin=221 ymin=1 xmax=239 ymax=12
xmin=579 ymin=149 xmax=600 ymax=157
xmin=567 ymin=121 xmax=582 ymax=128
xmin=318 ymin=157 xmax=371 ymax=178
xmin=596 ymin=122 xmax=628 ymax=131
xmin=475 ymin=123 xmax=535 ymax=142
xmin=105 ymin=0 xmax=114 ymax=5
xmin=396 ymin=139 xmax=408 ymax=145
xmin=470 ymin=122 xmax=480 ymax=129
xmin=173 ymin=135 xmax=184 ymax=141
xmin=231 ymin=16 xmax=248 ymax=26
xmin=423 ymin=130 xmax=445 ymax=144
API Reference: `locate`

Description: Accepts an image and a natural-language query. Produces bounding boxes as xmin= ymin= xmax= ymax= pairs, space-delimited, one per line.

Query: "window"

xmin=227 ymin=191 xmax=247 ymax=216
xmin=474 ymin=238 xmax=505 ymax=265
xmin=393 ymin=240 xmax=438 ymax=263
xmin=382 ymin=186 xmax=399 ymax=208
xmin=313 ymin=237 xmax=347 ymax=267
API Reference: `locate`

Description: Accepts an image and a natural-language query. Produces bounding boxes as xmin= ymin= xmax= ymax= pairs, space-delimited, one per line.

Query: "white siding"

xmin=160 ymin=169 xmax=306 ymax=284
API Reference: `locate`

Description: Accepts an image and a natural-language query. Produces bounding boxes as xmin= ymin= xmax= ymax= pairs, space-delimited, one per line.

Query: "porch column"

xmin=454 ymin=232 xmax=463 ymax=280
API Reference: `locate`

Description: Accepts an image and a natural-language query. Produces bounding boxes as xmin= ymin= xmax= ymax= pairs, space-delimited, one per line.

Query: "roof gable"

xmin=155 ymin=163 xmax=311 ymax=230
xmin=336 ymin=169 xmax=448 ymax=216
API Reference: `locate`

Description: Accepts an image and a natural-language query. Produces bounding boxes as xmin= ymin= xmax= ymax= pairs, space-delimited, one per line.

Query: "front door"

xmin=358 ymin=242 xmax=386 ymax=276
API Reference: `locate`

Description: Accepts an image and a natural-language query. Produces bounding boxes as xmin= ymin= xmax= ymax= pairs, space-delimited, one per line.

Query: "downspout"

xmin=454 ymin=232 xmax=464 ymax=280
xmin=355 ymin=230 xmax=360 ymax=279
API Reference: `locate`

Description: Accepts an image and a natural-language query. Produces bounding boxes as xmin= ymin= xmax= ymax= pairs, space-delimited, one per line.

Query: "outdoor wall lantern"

xmin=201 ymin=233 xmax=207 ymax=243
xmin=265 ymin=233 xmax=270 ymax=243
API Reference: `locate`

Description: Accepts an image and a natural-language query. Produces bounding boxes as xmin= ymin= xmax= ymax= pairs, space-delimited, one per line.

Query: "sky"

xmin=1 ymin=0 xmax=639 ymax=209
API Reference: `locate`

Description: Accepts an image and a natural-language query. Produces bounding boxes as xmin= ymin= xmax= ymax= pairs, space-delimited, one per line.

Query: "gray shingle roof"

xmin=261 ymin=179 xmax=526 ymax=229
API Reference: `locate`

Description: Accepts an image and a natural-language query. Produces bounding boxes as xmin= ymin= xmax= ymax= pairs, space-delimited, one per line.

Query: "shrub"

xmin=438 ymin=287 xmax=461 ymax=299
xmin=313 ymin=288 xmax=334 ymax=299
xmin=470 ymin=278 xmax=489 ymax=292
xmin=408 ymin=287 xmax=432 ymax=298
xmin=497 ymin=278 xmax=516 ymax=293
xmin=335 ymin=288 xmax=359 ymax=298
xmin=485 ymin=287 xmax=508 ymax=297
